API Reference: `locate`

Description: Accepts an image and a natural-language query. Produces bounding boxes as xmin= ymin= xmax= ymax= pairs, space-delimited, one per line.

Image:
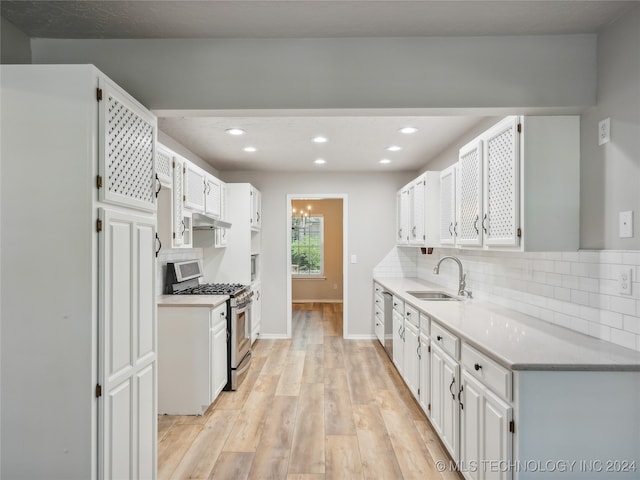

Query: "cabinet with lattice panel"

xmin=156 ymin=143 xmax=173 ymax=187
xmin=172 ymin=156 xmax=192 ymax=247
xmin=456 ymin=139 xmax=483 ymax=247
xmin=439 ymin=164 xmax=457 ymax=245
xmin=451 ymin=115 xmax=579 ymax=251
xmin=184 ymin=162 xmax=206 ymax=212
xmin=98 ymin=76 xmax=156 ymax=212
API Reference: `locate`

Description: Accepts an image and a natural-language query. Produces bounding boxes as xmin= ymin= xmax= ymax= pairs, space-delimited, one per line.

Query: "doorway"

xmin=286 ymin=194 xmax=348 ymax=338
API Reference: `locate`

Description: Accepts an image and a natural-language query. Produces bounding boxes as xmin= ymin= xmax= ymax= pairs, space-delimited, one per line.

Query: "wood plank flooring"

xmin=158 ymin=302 xmax=461 ymax=480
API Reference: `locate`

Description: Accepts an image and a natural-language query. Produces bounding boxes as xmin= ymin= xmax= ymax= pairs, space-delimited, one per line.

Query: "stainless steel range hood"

xmin=191 ymin=212 xmax=232 ymax=230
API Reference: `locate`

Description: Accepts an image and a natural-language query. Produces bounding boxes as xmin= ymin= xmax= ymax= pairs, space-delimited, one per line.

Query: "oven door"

xmin=229 ymin=298 xmax=252 ymax=390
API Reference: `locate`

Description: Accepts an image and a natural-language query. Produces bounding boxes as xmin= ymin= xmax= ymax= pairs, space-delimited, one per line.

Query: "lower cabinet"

xmin=403 ymin=318 xmax=420 ymax=399
xmin=251 ymin=281 xmax=262 ymax=344
xmin=158 ymin=303 xmax=228 ymax=415
xmin=418 ymin=331 xmax=430 ymax=413
xmin=431 ymin=343 xmax=460 ymax=461
xmin=392 ymin=308 xmax=404 ymax=371
xmin=460 ymin=371 xmax=513 ymax=480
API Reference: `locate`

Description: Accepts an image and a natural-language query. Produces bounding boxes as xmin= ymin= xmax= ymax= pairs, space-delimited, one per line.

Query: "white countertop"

xmin=375 ymin=277 xmax=640 ymax=372
xmin=157 ymin=294 xmax=229 ymax=308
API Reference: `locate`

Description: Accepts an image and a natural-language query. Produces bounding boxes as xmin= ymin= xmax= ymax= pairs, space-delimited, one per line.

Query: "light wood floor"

xmin=158 ymin=302 xmax=461 ymax=480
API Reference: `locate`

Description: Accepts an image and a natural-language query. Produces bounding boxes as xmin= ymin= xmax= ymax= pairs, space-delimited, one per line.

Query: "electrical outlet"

xmin=619 ymin=268 xmax=632 ymax=295
xmin=619 ymin=211 xmax=633 ymax=238
xmin=598 ymin=118 xmax=610 ymax=145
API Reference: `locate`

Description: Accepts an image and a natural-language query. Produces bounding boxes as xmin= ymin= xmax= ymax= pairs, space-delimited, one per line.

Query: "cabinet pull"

xmin=412 ymin=226 xmax=416 ymax=238
xmin=454 ymin=221 xmax=458 ymax=236
xmin=398 ymin=228 xmax=402 ymax=239
xmin=482 ymin=213 xmax=488 ymax=234
xmin=474 ymin=363 xmax=482 ymax=371
xmin=155 ymin=233 xmax=161 ymax=258
xmin=448 ymin=222 xmax=453 ymax=236
xmin=436 ymin=335 xmax=443 ymax=341
xmin=417 ymin=344 xmax=421 ymax=359
xmin=155 ymin=174 xmax=162 ymax=198
xmin=449 ymin=376 xmax=456 ymax=400
xmin=181 ymin=220 xmax=186 ymax=235
xmin=257 ymin=211 xmax=260 ymax=222
xmin=256 ymin=291 xmax=260 ymax=301
xmin=458 ymin=384 xmax=464 ymax=410
xmin=473 ymin=215 xmax=479 ymax=234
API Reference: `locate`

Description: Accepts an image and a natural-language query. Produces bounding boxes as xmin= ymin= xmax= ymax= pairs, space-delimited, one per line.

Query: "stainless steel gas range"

xmin=166 ymin=260 xmax=253 ymax=390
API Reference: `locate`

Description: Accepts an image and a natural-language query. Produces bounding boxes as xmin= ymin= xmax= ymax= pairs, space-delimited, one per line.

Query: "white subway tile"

xmin=609 ymin=295 xmax=637 ymax=316
xmin=600 ymin=310 xmax=623 ymax=329
xmin=571 ymin=290 xmax=590 ymax=306
xmin=589 ymin=293 xmax=611 ymax=310
xmin=622 ymin=251 xmax=640 ymax=265
xmin=578 ymin=276 xmax=600 ymax=293
xmin=610 ymin=328 xmax=637 ymax=350
xmin=570 ymin=262 xmax=589 ymax=277
xmin=554 ymin=261 xmax=572 ymax=274
xmin=588 ymin=322 xmax=611 ymax=342
xmin=599 ymin=251 xmax=623 ymax=264
xmin=561 ymin=251 xmax=580 ymax=262
xmin=546 ymin=272 xmax=563 ymax=287
xmin=554 ymin=287 xmax=571 ymax=302
xmin=571 ymin=317 xmax=591 ymax=335
xmin=578 ymin=251 xmax=600 ymax=263
xmin=561 ymin=275 xmax=579 ymax=290
xmin=623 ymin=315 xmax=640 ymax=335
xmin=579 ymin=305 xmax=600 ymax=322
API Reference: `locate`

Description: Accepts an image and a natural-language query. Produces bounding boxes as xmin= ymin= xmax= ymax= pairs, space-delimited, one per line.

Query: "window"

xmin=291 ymin=215 xmax=324 ymax=276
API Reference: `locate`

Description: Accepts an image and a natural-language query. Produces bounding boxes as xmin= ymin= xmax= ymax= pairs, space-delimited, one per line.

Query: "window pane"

xmin=291 ymin=216 xmax=323 ymax=276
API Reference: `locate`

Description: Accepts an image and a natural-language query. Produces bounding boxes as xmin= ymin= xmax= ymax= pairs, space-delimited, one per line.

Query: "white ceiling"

xmin=4 ymin=1 xmax=636 ymax=172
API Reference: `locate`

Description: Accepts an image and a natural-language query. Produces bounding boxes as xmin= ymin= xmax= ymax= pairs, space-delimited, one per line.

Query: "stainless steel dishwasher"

xmin=382 ymin=291 xmax=394 ymax=360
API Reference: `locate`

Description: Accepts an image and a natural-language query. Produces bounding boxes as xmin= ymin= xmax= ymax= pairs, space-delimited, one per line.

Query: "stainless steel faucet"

xmin=433 ymin=255 xmax=472 ymax=298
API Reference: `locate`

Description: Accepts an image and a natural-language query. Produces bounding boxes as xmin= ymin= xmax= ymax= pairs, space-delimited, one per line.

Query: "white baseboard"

xmin=256 ymin=333 xmax=291 ymax=340
xmin=292 ymin=299 xmax=344 ymax=304
xmin=344 ymin=334 xmax=377 ymax=340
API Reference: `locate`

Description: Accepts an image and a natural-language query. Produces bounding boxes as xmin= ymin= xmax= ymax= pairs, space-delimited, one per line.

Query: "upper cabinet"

xmin=204 ymin=174 xmax=222 ymax=218
xmin=439 ymin=115 xmax=579 ymax=252
xmin=156 ymin=143 xmax=173 ymax=188
xmin=397 ymin=171 xmax=440 ymax=247
xmin=183 ymin=162 xmax=206 ymax=212
xmin=250 ymin=185 xmax=262 ymax=231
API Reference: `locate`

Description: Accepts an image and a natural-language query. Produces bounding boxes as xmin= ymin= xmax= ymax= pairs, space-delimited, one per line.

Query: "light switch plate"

xmin=598 ymin=118 xmax=610 ymax=145
xmin=619 ymin=211 xmax=633 ymax=238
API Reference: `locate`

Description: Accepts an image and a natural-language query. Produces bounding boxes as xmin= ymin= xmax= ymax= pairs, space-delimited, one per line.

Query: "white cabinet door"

xmin=419 ymin=332 xmax=430 ymax=415
xmin=250 ymin=186 xmax=261 ymax=230
xmin=156 ymin=144 xmax=173 ymax=188
xmin=457 ymin=140 xmax=483 ymax=246
xmin=98 ymin=76 xmax=157 ymax=213
xmin=99 ymin=208 xmax=156 ymax=480
xmin=392 ymin=309 xmax=404 ymax=372
xmin=204 ymin=174 xmax=222 ymax=218
xmin=431 ymin=343 xmax=460 ymax=461
xmin=461 ymin=371 xmax=513 ymax=480
xmin=396 ymin=188 xmax=410 ymax=244
xmin=403 ymin=320 xmax=420 ymax=400
xmin=172 ymin=157 xmax=192 ymax=248
xmin=210 ymin=304 xmax=228 ymax=401
xmin=409 ymin=177 xmax=426 ymax=245
xmin=483 ymin=116 xmax=520 ymax=247
xmin=251 ymin=282 xmax=262 ymax=343
xmin=184 ymin=162 xmax=206 ymax=212
xmin=214 ymin=183 xmax=229 ymax=247
xmin=439 ymin=164 xmax=457 ymax=245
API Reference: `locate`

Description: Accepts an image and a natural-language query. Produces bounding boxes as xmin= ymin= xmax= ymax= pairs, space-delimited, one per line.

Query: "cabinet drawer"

xmin=374 ymin=306 xmax=384 ymax=325
xmin=431 ymin=320 xmax=459 ymax=359
xmin=374 ymin=283 xmax=384 ymax=295
xmin=392 ymin=295 xmax=404 ymax=314
xmin=374 ymin=292 xmax=384 ymax=309
xmin=461 ymin=343 xmax=512 ymax=401
xmin=405 ymin=304 xmax=419 ymax=328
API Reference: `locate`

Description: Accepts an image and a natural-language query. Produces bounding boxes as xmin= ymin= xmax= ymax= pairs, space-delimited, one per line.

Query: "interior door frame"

xmin=286 ymin=193 xmax=348 ymax=338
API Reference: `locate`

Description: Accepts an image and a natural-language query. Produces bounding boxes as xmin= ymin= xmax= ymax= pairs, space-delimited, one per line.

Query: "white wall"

xmin=221 ymin=170 xmax=414 ymax=337
xmin=580 ymin=6 xmax=640 ymax=250
xmin=30 ymin=35 xmax=596 ymax=111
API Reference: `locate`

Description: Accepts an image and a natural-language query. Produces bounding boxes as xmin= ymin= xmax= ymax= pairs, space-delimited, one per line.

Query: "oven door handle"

xmin=235 ymin=298 xmax=253 ymax=312
xmin=236 ymin=350 xmax=252 ymax=377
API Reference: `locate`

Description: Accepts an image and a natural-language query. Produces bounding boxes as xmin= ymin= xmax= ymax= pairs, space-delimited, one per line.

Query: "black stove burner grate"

xmin=174 ymin=283 xmax=246 ymax=296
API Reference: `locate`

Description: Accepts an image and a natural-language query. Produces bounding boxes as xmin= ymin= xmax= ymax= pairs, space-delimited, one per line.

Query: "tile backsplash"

xmin=377 ymin=247 xmax=640 ymax=352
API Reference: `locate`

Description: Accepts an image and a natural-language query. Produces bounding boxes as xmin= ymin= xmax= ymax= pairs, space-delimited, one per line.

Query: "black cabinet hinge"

xmin=96 ymin=219 xmax=103 ymax=232
xmin=428 ymin=345 xmax=431 ymax=353
xmin=418 ymin=388 xmax=421 ymax=396
xmin=517 ymin=123 xmax=522 ymax=133
xmin=95 ymin=384 xmax=102 ymax=398
xmin=96 ymin=88 xmax=103 ymax=102
xmin=428 ymin=403 xmax=431 ymax=411
xmin=517 ymin=227 xmax=522 ymax=238
xmin=96 ymin=175 xmax=103 ymax=189
xmin=509 ymin=420 xmax=515 ymax=433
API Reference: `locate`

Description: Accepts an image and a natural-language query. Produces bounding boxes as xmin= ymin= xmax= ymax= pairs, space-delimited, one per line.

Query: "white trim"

xmin=286 ymin=194 xmax=348 ymax=339
xmin=344 ymin=334 xmax=377 ymax=340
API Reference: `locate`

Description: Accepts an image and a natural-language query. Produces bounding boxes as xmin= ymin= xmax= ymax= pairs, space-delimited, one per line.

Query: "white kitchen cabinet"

xmin=251 ymin=281 xmax=262 ymax=344
xmin=392 ymin=305 xmax=404 ymax=372
xmin=431 ymin=343 xmax=460 ymax=462
xmin=403 ymin=312 xmax=420 ymax=399
xmin=451 ymin=115 xmax=580 ymax=251
xmin=373 ymin=284 xmax=385 ymax=345
xmin=210 ymin=304 xmax=228 ymax=401
xmin=457 ymin=139 xmax=484 ymax=246
xmin=184 ymin=162 xmax=206 ymax=212
xmin=204 ymin=173 xmax=222 ymax=218
xmin=1 ymin=65 xmax=157 ymax=480
xmin=418 ymin=331 xmax=430 ymax=415
xmin=214 ymin=182 xmax=229 ymax=248
xmin=460 ymin=371 xmax=513 ymax=480
xmin=440 ymin=164 xmax=457 ymax=245
xmin=158 ymin=303 xmax=228 ymax=415
xmin=250 ymin=185 xmax=262 ymax=230
xmin=156 ymin=143 xmax=174 ymax=188
xmin=172 ymin=156 xmax=193 ymax=248
xmin=396 ymin=188 xmax=410 ymax=244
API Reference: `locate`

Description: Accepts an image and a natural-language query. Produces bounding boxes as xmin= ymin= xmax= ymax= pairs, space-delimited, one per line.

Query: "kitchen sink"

xmin=407 ymin=291 xmax=461 ymax=301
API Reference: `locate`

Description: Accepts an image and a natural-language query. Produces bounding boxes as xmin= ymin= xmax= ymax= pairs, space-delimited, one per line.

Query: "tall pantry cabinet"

xmin=1 ymin=65 xmax=158 ymax=480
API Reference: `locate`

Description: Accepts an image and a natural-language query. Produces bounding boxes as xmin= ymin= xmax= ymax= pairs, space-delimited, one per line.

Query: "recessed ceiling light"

xmin=312 ymin=136 xmax=328 ymax=143
xmin=387 ymin=145 xmax=402 ymax=152
xmin=314 ymin=158 xmax=326 ymax=165
xmin=379 ymin=159 xmax=392 ymax=164
xmin=243 ymin=146 xmax=257 ymax=152
xmin=399 ymin=127 xmax=418 ymax=134
xmin=226 ymin=128 xmax=245 ymax=136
